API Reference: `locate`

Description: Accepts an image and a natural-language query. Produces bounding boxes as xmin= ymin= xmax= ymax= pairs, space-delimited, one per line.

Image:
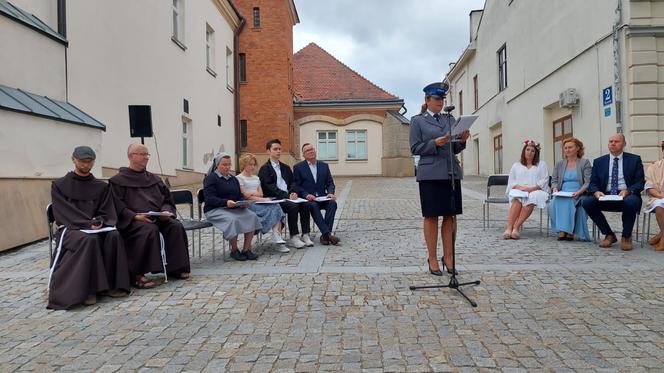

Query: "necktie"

xmin=610 ymin=157 xmax=619 ymax=195
xmin=433 ymin=113 xmax=440 ymax=121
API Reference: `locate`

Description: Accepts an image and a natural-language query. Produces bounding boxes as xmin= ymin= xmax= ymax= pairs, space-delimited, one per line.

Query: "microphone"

xmin=444 ymin=105 xmax=455 ymax=114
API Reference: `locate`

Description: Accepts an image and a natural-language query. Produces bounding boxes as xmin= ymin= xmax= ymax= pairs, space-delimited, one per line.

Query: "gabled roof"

xmin=0 ymin=84 xmax=105 ymax=130
xmin=293 ymin=43 xmax=400 ymax=103
xmin=0 ymin=0 xmax=67 ymax=45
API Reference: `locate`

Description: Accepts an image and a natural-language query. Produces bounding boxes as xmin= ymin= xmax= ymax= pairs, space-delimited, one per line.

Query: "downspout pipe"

xmin=234 ymin=16 xmax=246 ymax=170
xmin=613 ymin=0 xmax=623 ymax=133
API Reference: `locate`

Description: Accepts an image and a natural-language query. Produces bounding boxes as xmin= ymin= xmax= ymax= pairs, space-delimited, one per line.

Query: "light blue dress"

xmin=549 ymin=168 xmax=591 ymax=241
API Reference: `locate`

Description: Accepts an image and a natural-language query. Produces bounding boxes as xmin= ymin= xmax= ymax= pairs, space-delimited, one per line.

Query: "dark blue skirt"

xmin=418 ymin=180 xmax=462 ymax=217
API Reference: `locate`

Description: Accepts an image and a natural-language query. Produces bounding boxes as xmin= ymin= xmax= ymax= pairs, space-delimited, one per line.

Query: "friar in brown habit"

xmin=48 ymin=146 xmax=130 ymax=310
xmin=109 ymin=143 xmax=190 ymax=288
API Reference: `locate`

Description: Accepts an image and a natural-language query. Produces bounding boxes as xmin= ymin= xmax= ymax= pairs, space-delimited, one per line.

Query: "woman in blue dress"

xmin=549 ymin=137 xmax=592 ymax=241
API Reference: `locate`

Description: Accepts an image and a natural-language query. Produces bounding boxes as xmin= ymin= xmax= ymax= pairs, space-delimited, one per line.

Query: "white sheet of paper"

xmin=451 ymin=115 xmax=479 ymax=137
xmin=508 ymin=189 xmax=529 ymax=198
xmin=255 ymin=199 xmax=285 ymax=204
xmin=599 ymin=195 xmax=623 ymax=201
xmin=80 ymin=226 xmax=117 ymax=234
xmin=552 ymin=191 xmax=575 ymax=197
xmin=314 ymin=196 xmax=332 ymax=202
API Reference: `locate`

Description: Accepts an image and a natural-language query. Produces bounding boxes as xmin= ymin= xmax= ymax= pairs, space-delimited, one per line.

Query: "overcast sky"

xmin=293 ymin=0 xmax=486 ymax=119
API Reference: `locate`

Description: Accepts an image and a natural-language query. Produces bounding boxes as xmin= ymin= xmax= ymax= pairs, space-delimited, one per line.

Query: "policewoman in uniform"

xmin=409 ymin=82 xmax=470 ymax=276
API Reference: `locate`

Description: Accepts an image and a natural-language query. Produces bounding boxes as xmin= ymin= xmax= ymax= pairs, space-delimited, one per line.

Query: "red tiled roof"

xmin=293 ymin=43 xmax=399 ymax=102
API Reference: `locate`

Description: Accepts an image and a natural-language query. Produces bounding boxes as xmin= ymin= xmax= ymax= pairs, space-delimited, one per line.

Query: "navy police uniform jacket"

xmin=409 ymin=111 xmax=465 ymax=181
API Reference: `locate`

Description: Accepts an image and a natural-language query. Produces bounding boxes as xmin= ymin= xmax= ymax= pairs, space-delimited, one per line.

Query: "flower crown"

xmin=523 ymin=139 xmax=541 ymax=150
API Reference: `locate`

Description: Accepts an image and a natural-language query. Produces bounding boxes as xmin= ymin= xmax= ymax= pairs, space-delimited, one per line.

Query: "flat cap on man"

xmin=423 ymin=82 xmax=449 ymax=98
xmin=72 ymin=146 xmax=96 ymax=160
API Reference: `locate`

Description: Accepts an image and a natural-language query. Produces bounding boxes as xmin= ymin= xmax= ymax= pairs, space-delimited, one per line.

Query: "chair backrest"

xmin=196 ymin=188 xmax=205 ymax=219
xmin=170 ymin=189 xmax=194 ymax=218
xmin=486 ymin=174 xmax=509 ymax=197
xmin=46 ymin=203 xmax=55 ymax=225
xmin=46 ymin=203 xmax=55 ymax=263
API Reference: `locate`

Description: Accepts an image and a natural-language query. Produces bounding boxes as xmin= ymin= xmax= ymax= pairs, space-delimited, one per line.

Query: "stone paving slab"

xmin=1 ymin=176 xmax=664 ymax=372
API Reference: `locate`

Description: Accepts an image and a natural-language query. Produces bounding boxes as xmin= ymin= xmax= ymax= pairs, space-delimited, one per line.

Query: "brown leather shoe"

xmin=648 ymin=232 xmax=662 ymax=246
xmin=620 ymin=237 xmax=633 ymax=251
xmin=319 ymin=234 xmax=330 ymax=245
xmin=655 ymin=240 xmax=664 ymax=251
xmin=599 ymin=234 xmax=617 ymax=248
xmin=328 ymin=234 xmax=340 ymax=245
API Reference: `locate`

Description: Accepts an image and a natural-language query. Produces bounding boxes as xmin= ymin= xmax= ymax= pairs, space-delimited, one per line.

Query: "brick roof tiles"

xmin=293 ymin=42 xmax=399 ymax=102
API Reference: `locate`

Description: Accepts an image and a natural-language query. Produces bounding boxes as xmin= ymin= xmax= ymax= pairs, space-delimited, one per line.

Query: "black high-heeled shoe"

xmin=441 ymin=258 xmax=459 ymax=275
xmin=428 ymin=258 xmax=443 ymax=276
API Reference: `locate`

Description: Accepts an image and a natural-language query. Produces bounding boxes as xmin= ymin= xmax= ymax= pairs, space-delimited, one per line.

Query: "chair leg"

xmin=222 ymin=234 xmax=226 ymax=262
xmin=482 ymin=203 xmax=486 ymax=230
xmin=212 ymin=229 xmax=216 ymax=262
xmin=539 ymin=208 xmax=543 ymax=235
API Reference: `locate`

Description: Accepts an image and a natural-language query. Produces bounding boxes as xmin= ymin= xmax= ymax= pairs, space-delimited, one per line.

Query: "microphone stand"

xmin=409 ymin=105 xmax=480 ymax=307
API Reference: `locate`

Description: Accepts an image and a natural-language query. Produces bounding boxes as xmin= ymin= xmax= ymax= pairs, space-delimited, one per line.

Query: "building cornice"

xmin=446 ymin=41 xmax=476 ymax=81
xmin=293 ymin=99 xmax=404 ymax=111
xmin=295 ymin=113 xmax=385 ymax=127
xmin=212 ymin=0 xmax=242 ymax=30
xmin=286 ymin=0 xmax=300 ymax=26
xmin=627 ymin=25 xmax=664 ymax=37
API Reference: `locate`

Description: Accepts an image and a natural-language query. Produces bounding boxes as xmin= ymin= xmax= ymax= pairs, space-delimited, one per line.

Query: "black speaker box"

xmin=128 ymin=105 xmax=153 ymax=137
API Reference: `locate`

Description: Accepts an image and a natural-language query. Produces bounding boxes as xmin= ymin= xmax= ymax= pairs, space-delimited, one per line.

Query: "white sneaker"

xmin=301 ymin=234 xmax=314 ymax=247
xmin=273 ymin=244 xmax=290 ymax=253
xmin=286 ymin=236 xmax=305 ymax=249
xmin=271 ymin=231 xmax=286 ymax=244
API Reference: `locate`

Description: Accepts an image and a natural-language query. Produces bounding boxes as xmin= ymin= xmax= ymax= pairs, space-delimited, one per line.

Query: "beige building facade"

xmin=0 ymin=0 xmax=241 ymax=251
xmin=446 ymin=0 xmax=664 ymax=176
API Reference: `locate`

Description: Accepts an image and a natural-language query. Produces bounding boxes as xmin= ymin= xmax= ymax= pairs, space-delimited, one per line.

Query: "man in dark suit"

xmin=294 ymin=143 xmax=339 ymax=245
xmin=258 ymin=139 xmax=312 ymax=249
xmin=582 ymin=133 xmax=645 ymax=250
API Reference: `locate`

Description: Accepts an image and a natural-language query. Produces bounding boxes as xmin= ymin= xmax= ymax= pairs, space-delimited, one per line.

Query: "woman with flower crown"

xmin=644 ymin=140 xmax=664 ymax=251
xmin=502 ymin=140 xmax=550 ymax=239
xmin=549 ymin=137 xmax=592 ymax=241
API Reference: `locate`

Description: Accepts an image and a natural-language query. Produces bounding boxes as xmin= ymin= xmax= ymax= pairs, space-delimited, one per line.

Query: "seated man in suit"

xmin=582 ymin=133 xmax=645 ymax=250
xmin=258 ymin=139 xmax=313 ymax=250
xmin=294 ymin=143 xmax=339 ymax=245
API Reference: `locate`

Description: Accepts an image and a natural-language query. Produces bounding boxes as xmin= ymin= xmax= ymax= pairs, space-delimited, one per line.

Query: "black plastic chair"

xmin=482 ymin=174 xmax=509 ymax=229
xmin=46 ymin=203 xmax=56 ymax=266
xmin=171 ymin=189 xmax=216 ymax=260
xmin=196 ymin=188 xmax=226 ymax=261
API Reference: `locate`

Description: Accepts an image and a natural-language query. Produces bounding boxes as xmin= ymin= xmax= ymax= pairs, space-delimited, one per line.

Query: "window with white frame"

xmin=182 ymin=120 xmax=193 ymax=168
xmin=317 ymin=131 xmax=338 ymax=161
xmin=226 ymin=47 xmax=233 ymax=89
xmin=498 ymin=44 xmax=507 ymax=91
xmin=172 ymin=0 xmax=184 ymax=44
xmin=206 ymin=24 xmax=215 ymax=73
xmin=346 ymin=130 xmax=367 ymax=160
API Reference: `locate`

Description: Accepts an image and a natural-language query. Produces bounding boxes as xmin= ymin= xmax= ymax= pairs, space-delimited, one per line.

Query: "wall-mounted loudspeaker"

xmin=128 ymin=105 xmax=153 ymax=138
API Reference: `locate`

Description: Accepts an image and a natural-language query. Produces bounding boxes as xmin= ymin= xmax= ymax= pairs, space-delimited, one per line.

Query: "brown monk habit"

xmin=109 ymin=167 xmax=190 ymax=279
xmin=48 ymin=172 xmax=131 ymax=310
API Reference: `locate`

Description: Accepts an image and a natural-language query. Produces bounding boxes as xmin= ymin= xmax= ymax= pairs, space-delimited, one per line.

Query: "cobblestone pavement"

xmin=1 ymin=176 xmax=664 ymax=372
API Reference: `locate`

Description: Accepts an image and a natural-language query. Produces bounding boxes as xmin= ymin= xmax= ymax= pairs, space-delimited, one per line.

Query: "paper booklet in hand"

xmin=599 ymin=195 xmax=623 ymax=201
xmin=140 ymin=211 xmax=174 ymax=217
xmin=234 ymin=200 xmax=254 ymax=208
xmin=451 ymin=115 xmax=478 ymax=137
xmin=508 ymin=189 xmax=529 ymax=198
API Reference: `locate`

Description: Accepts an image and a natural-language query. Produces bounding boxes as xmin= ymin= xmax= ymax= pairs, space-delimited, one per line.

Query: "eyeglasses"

xmin=131 ymin=152 xmax=150 ymax=157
